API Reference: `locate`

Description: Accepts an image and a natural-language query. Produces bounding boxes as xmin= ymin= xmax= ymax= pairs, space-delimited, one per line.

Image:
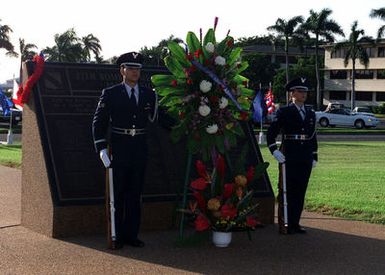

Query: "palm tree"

xmin=141 ymin=35 xmax=184 ymax=66
xmin=0 ymin=19 xmax=17 ymax=57
xmin=334 ymin=21 xmax=373 ymax=110
xmin=370 ymin=7 xmax=385 ymax=38
xmin=19 ymin=38 xmax=37 ymax=61
xmin=43 ymin=28 xmax=84 ymax=62
xmin=267 ymin=16 xmax=305 ymax=103
xmin=81 ymin=34 xmax=102 ymax=61
xmin=302 ymin=8 xmax=344 ymax=110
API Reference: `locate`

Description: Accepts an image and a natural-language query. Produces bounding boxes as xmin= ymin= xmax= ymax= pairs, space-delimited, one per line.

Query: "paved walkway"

xmin=1 ymin=165 xmax=385 ymax=274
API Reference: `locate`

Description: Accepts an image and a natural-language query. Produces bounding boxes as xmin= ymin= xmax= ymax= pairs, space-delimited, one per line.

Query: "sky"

xmin=0 ymin=0 xmax=384 ymax=83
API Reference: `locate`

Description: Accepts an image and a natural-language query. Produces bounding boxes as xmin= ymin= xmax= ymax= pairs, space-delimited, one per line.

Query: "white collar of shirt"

xmin=124 ymin=83 xmax=139 ymax=99
xmin=294 ymin=103 xmax=305 ymax=113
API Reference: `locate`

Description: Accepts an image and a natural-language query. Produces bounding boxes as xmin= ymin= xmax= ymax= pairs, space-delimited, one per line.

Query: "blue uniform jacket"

xmin=267 ymin=103 xmax=318 ymax=162
xmin=92 ymin=83 xmax=156 ymax=165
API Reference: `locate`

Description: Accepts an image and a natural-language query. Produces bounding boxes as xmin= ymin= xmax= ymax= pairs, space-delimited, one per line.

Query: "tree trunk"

xmin=315 ymin=37 xmax=321 ymax=111
xmin=285 ymin=39 xmax=289 ymax=105
xmin=351 ymin=59 xmax=356 ymax=111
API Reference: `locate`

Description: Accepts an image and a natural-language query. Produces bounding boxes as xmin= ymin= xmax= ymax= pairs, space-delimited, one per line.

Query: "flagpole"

xmin=258 ymin=83 xmax=264 ymax=145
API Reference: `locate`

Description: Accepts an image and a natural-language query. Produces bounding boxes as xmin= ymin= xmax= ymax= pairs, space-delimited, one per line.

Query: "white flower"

xmin=200 ymin=80 xmax=212 ymax=93
xmin=206 ymin=124 xmax=218 ymax=134
xmin=205 ymin=42 xmax=215 ymax=53
xmin=199 ymin=104 xmax=211 ymax=117
xmin=219 ymin=97 xmax=228 ymax=109
xmin=215 ymin=56 xmax=226 ymax=66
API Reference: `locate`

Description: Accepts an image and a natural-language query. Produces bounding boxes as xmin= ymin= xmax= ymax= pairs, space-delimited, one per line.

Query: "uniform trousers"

xmin=278 ymin=159 xmax=313 ymax=229
xmin=113 ymin=156 xmax=146 ymax=243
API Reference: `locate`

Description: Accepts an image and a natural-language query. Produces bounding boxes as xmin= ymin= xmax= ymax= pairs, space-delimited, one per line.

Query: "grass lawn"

xmin=0 ymin=143 xmax=22 ymax=168
xmin=256 ymin=128 xmax=385 ymax=134
xmin=260 ymin=141 xmax=385 ymax=224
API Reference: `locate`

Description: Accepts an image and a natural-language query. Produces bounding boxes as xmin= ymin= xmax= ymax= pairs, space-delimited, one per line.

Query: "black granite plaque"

xmin=28 ymin=62 xmax=177 ymax=206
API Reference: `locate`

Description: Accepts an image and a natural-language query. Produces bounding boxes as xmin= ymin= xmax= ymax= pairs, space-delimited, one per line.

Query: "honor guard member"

xmin=92 ymin=52 xmax=157 ymax=248
xmin=267 ymin=77 xmax=318 ymax=234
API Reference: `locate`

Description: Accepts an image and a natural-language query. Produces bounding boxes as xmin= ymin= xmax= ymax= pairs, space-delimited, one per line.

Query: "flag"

xmin=264 ymin=88 xmax=275 ymax=114
xmin=0 ymin=88 xmax=13 ymax=117
xmin=252 ymin=90 xmax=264 ymax=123
xmin=12 ymin=79 xmax=23 ymax=111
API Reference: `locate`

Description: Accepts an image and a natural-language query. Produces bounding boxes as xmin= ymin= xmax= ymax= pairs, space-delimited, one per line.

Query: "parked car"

xmin=351 ymin=106 xmax=375 ymax=116
xmin=0 ymin=106 xmax=22 ymax=125
xmin=316 ymin=108 xmax=379 ymax=129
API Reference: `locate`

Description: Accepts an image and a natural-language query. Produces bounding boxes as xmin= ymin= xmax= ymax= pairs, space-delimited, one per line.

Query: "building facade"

xmin=243 ymin=44 xmax=320 ymax=67
xmin=323 ymin=40 xmax=385 ymax=108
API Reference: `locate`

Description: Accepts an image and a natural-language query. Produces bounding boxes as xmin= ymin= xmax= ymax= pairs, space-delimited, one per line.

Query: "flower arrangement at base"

xmin=151 ymin=19 xmax=255 ymax=160
xmin=181 ymin=154 xmax=269 ymax=234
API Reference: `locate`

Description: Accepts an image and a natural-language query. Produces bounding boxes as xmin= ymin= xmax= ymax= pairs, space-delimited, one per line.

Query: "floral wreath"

xmin=151 ymin=19 xmax=254 ymax=160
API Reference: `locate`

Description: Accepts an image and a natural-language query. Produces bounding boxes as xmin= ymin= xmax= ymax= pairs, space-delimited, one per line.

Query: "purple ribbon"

xmin=191 ymin=60 xmax=243 ymax=111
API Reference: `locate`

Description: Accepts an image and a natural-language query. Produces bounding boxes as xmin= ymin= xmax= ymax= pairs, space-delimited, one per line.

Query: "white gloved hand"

xmin=99 ymin=148 xmax=111 ymax=168
xmin=272 ymin=150 xmax=285 ymax=163
xmin=312 ymin=160 xmax=317 ymax=168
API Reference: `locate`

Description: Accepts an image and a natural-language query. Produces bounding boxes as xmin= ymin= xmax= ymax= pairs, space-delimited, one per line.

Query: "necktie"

xmin=299 ymin=108 xmax=306 ymax=120
xmin=130 ymin=88 xmax=136 ymax=105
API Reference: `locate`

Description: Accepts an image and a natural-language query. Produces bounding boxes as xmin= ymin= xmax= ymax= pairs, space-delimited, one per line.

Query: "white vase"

xmin=212 ymin=231 xmax=232 ymax=248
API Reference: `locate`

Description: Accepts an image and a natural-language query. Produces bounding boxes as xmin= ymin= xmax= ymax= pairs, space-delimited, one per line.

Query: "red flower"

xmin=246 ymin=216 xmax=258 ymax=228
xmin=216 ymin=154 xmax=225 ymax=180
xmin=242 ymin=80 xmax=248 ymax=86
xmin=186 ymin=53 xmax=193 ymax=61
xmin=209 ymin=95 xmax=219 ymax=103
xmin=187 ymin=79 xmax=193 ymax=85
xmin=191 ymin=177 xmax=208 ymax=190
xmin=226 ymin=38 xmax=234 ymax=48
xmin=195 ymin=160 xmax=210 ymax=180
xmin=214 ymin=17 xmax=219 ymax=32
xmin=240 ymin=111 xmax=249 ymax=121
xmin=223 ymin=183 xmax=234 ymax=199
xmin=194 ymin=49 xmax=203 ymax=58
xmin=179 ymin=112 xmax=185 ymax=119
xmin=195 ymin=214 xmax=210 ymax=231
xmin=221 ymin=204 xmax=237 ymax=218
xmin=246 ymin=166 xmax=255 ymax=183
xmin=193 ymin=191 xmax=206 ymax=212
xmin=171 ymin=80 xmax=178 ymax=87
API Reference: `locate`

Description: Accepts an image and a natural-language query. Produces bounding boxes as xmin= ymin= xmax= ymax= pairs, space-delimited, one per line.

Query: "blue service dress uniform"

xmin=267 ymin=103 xmax=318 ymax=232
xmin=92 ymin=83 xmax=156 ymax=243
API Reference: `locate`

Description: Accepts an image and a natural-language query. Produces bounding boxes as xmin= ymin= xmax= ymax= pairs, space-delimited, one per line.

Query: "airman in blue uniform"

xmin=92 ymin=52 xmax=157 ymax=248
xmin=267 ymin=77 xmax=318 ymax=234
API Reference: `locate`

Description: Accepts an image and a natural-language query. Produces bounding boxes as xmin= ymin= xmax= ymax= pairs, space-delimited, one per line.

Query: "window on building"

xmin=365 ymin=47 xmax=376 ymax=57
xmin=378 ymin=47 xmax=385 ymax=57
xmin=329 ymin=91 xmax=346 ymax=100
xmin=276 ymin=55 xmax=286 ymax=63
xmin=331 ymin=48 xmax=345 ymax=58
xmin=288 ymin=56 xmax=298 ymax=63
xmin=355 ymin=70 xmax=374 ymax=79
xmin=377 ymin=70 xmax=385 ymax=79
xmin=355 ymin=92 xmax=372 ymax=101
xmin=376 ymin=92 xmax=385 ymax=101
xmin=330 ymin=70 xmax=347 ymax=79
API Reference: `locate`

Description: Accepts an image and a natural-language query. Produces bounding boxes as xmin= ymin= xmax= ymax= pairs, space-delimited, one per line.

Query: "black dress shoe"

xmin=126 ymin=239 xmax=145 ymax=247
xmin=294 ymin=226 xmax=307 ymax=234
xmin=110 ymin=241 xmax=124 ymax=250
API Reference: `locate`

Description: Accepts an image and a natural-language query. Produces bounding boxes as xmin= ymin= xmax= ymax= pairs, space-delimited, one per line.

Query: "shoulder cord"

xmin=148 ymin=92 xmax=158 ymax=122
